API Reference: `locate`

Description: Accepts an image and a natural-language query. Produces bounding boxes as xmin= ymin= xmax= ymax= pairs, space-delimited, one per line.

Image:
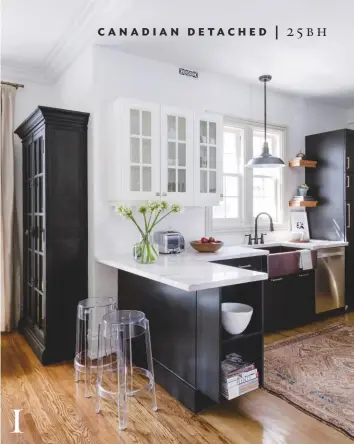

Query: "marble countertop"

xmin=96 ymin=246 xmax=268 ymax=292
xmin=96 ymin=240 xmax=347 ymax=292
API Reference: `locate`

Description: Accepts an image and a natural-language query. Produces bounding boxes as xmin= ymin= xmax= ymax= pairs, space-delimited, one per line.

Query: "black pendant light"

xmin=246 ymin=75 xmax=285 ymax=168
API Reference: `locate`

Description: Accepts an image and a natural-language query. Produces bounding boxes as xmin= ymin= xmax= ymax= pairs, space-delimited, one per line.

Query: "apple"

xmin=201 ymin=237 xmax=209 ymax=243
xmin=208 ymin=237 xmax=216 ymax=243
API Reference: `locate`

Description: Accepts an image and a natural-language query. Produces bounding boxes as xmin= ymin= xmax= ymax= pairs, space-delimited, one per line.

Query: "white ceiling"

xmin=2 ymin=0 xmax=85 ymax=67
xmin=1 ymin=0 xmax=123 ymax=82
xmin=2 ymin=0 xmax=354 ymax=108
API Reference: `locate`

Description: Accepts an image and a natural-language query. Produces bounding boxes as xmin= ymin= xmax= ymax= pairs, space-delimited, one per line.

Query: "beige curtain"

xmin=0 ymin=85 xmax=21 ymax=332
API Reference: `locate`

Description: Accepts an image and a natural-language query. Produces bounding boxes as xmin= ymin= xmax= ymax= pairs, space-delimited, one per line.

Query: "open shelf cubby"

xmin=221 ymin=333 xmax=264 ymax=388
xmin=221 ymin=281 xmax=263 ymax=336
xmin=219 ymin=280 xmax=264 ymax=394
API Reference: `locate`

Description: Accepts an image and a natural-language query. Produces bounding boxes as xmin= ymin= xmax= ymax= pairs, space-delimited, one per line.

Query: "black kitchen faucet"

xmin=245 ymin=212 xmax=274 ymax=245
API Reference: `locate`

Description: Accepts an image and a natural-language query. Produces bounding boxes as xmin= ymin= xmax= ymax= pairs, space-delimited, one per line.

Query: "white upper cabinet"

xmin=194 ymin=113 xmax=223 ymax=206
xmin=108 ymin=99 xmax=223 ymax=206
xmin=161 ymin=106 xmax=194 ymax=205
xmin=119 ymin=99 xmax=161 ymax=201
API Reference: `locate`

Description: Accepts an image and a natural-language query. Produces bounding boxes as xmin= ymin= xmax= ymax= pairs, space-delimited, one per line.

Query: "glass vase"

xmin=133 ymin=235 xmax=159 ymax=264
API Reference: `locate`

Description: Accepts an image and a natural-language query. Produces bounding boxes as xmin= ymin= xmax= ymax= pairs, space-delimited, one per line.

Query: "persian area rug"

xmin=264 ymin=324 xmax=354 ymax=439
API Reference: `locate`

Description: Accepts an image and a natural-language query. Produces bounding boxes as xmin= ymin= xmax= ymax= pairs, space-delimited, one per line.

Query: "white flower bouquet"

xmin=115 ymin=201 xmax=181 ymax=264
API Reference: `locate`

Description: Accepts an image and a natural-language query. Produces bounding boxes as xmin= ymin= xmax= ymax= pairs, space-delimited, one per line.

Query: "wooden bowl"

xmin=190 ymin=241 xmax=224 ymax=253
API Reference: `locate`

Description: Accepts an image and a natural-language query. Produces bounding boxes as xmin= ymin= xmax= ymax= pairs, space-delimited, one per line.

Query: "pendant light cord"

xmin=246 ymin=74 xmax=284 ymax=166
xmin=264 ymin=80 xmax=267 ymax=144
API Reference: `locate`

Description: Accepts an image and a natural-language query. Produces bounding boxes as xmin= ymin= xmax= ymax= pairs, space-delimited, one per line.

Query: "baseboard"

xmin=18 ymin=319 xmax=47 ymax=363
xmin=18 ymin=318 xmax=72 ymax=365
xmin=315 ymin=307 xmax=346 ymax=320
xmin=153 ymin=359 xmax=215 ymax=413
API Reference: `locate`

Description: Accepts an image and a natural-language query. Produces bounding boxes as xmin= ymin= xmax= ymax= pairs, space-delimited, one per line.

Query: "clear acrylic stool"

xmin=74 ymin=297 xmax=116 ymax=397
xmin=95 ymin=310 xmax=157 ymax=430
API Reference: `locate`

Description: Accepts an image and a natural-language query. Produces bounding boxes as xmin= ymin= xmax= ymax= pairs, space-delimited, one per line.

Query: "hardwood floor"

xmin=2 ymin=312 xmax=354 ymax=444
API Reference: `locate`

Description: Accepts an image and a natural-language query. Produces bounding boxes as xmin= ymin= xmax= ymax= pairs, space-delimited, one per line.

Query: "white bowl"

xmin=221 ymin=303 xmax=253 ymax=335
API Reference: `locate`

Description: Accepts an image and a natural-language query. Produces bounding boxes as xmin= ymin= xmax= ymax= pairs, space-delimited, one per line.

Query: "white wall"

xmin=348 ymin=108 xmax=354 ymax=129
xmin=14 ymin=81 xmax=56 ymax=127
xmin=53 ymin=47 xmax=98 ymax=296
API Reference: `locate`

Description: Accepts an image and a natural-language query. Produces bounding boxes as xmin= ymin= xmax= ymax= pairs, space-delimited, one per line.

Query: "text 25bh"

xmin=287 ymin=28 xmax=327 ymax=38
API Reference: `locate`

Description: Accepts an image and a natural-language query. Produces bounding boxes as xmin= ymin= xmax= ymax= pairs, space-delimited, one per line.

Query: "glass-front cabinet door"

xmin=23 ymin=131 xmax=45 ymax=337
xmin=194 ymin=113 xmax=223 ymax=205
xmin=120 ymin=100 xmax=160 ymax=200
xmin=161 ymin=107 xmax=194 ymax=205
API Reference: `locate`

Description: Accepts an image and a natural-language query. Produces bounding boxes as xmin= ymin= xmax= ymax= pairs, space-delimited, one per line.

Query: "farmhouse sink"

xmin=257 ymin=246 xmax=317 ymax=278
xmin=214 ymin=244 xmax=317 ymax=278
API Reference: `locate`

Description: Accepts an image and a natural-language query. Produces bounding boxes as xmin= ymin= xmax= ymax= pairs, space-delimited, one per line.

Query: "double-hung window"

xmin=209 ymin=118 xmax=286 ymax=232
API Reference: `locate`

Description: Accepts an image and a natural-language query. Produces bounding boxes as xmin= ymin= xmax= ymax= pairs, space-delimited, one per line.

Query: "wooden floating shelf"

xmin=289 ymin=200 xmax=318 ymax=208
xmin=289 ymin=159 xmax=317 ymax=168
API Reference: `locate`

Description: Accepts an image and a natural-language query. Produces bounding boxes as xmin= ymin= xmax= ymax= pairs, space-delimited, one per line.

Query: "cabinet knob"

xmin=155 ymin=192 xmax=160 ymax=196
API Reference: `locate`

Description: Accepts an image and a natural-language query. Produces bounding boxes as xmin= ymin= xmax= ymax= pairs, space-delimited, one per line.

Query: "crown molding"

xmin=2 ymin=0 xmax=127 ymax=85
xmin=42 ymin=0 xmax=126 ymax=81
xmin=1 ymin=62 xmax=52 ymax=85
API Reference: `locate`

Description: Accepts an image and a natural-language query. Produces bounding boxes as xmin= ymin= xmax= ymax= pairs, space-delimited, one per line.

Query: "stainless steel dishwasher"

xmin=315 ymin=247 xmax=345 ymax=313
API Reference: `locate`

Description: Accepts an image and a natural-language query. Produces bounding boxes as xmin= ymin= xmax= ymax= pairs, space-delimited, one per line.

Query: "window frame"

xmin=212 ymin=172 xmax=243 ymax=228
xmin=206 ymin=116 xmax=288 ymax=235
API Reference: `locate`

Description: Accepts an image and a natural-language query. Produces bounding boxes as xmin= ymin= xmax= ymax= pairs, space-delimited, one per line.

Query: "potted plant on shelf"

xmin=115 ymin=201 xmax=181 ymax=264
xmin=298 ymin=184 xmax=310 ymax=197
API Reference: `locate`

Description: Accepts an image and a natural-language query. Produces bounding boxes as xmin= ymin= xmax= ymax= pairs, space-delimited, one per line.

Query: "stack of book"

xmin=292 ymin=195 xmax=315 ymax=202
xmin=221 ymin=353 xmax=259 ymax=400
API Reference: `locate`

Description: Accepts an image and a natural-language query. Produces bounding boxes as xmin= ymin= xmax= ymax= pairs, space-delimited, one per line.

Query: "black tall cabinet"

xmin=15 ymin=106 xmax=89 ymax=364
xmin=305 ymin=129 xmax=354 ymax=309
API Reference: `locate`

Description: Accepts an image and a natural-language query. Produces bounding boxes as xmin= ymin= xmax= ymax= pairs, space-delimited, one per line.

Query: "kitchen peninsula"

xmin=97 ymin=240 xmax=347 ymax=412
xmin=97 ymin=246 xmax=268 ymax=412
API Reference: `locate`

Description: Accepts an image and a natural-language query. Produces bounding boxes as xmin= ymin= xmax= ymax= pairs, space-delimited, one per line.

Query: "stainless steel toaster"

xmin=153 ymin=230 xmax=185 ymax=254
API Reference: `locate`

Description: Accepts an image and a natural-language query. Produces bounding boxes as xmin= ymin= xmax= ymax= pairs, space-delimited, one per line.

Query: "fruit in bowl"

xmin=190 ymin=237 xmax=224 ymax=253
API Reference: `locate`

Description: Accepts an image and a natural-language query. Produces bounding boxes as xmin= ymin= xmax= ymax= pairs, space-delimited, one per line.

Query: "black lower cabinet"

xmin=264 ymin=271 xmax=315 ymax=333
xmin=264 ymin=276 xmax=290 ymax=332
xmin=288 ymin=271 xmax=315 ymax=328
xmin=346 ymin=247 xmax=354 ymax=311
xmin=118 ymin=270 xmax=264 ymax=412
